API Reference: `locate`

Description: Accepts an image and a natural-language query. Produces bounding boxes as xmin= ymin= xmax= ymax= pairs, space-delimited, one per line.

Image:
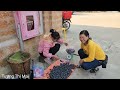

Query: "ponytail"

xmin=50 ymin=29 xmax=60 ymax=40
xmin=50 ymin=29 xmax=55 ymax=33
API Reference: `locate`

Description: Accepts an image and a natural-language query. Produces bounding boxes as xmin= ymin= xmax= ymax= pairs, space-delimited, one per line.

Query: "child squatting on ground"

xmin=38 ymin=29 xmax=68 ymax=64
xmin=77 ymin=30 xmax=108 ymax=73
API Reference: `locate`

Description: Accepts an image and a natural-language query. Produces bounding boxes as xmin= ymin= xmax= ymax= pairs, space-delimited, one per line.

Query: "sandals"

xmin=90 ymin=68 xmax=99 ymax=73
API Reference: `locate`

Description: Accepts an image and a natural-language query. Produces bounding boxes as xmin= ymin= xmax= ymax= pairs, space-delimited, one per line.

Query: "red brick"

xmin=0 ymin=50 xmax=8 ymax=67
xmin=0 ymin=50 xmax=4 ymax=60
xmin=8 ymin=19 xmax=15 ymax=25
xmin=0 ymin=20 xmax=8 ymax=28
xmin=8 ymin=43 xmax=19 ymax=54
xmin=0 ymin=30 xmax=16 ymax=36
xmin=0 ymin=11 xmax=13 ymax=19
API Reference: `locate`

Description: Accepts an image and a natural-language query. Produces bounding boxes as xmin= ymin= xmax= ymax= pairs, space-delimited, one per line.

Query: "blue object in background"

xmin=33 ymin=64 xmax=44 ymax=78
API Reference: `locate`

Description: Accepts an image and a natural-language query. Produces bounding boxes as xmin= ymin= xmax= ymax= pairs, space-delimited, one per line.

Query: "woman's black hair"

xmin=79 ymin=30 xmax=92 ymax=40
xmin=50 ymin=29 xmax=60 ymax=40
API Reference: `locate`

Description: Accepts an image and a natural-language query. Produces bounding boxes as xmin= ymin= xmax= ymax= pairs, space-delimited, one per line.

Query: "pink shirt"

xmin=38 ymin=35 xmax=64 ymax=58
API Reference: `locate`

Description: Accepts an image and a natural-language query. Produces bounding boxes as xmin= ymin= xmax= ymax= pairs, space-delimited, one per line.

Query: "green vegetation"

xmin=8 ymin=51 xmax=30 ymax=63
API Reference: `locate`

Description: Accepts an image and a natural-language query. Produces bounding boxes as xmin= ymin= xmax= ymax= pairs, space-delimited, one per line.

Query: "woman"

xmin=38 ymin=29 xmax=68 ymax=64
xmin=77 ymin=30 xmax=108 ymax=73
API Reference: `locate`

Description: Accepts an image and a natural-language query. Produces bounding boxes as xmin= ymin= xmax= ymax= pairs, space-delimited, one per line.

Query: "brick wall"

xmin=51 ymin=11 xmax=62 ymax=31
xmin=0 ymin=11 xmax=19 ymax=62
xmin=0 ymin=11 xmax=20 ymax=76
xmin=43 ymin=11 xmax=51 ymax=34
xmin=0 ymin=11 xmax=62 ymax=77
xmin=24 ymin=36 xmax=40 ymax=58
xmin=43 ymin=11 xmax=62 ymax=34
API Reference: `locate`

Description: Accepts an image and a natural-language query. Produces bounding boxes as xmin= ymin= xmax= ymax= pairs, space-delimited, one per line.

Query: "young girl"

xmin=78 ymin=30 xmax=108 ymax=73
xmin=38 ymin=29 xmax=68 ymax=64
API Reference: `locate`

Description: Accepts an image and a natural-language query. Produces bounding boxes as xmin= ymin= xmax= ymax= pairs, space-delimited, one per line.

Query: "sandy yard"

xmin=71 ymin=11 xmax=120 ymax=28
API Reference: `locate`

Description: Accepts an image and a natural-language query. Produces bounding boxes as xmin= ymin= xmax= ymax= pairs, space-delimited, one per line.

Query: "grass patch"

xmin=8 ymin=51 xmax=30 ymax=63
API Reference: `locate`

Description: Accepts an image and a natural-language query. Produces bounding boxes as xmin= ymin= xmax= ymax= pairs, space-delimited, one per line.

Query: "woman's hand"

xmin=64 ymin=42 xmax=68 ymax=46
xmin=79 ymin=59 xmax=84 ymax=65
xmin=52 ymin=55 xmax=60 ymax=60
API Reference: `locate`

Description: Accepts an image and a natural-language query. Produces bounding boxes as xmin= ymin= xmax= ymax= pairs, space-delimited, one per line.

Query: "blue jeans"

xmin=78 ymin=49 xmax=101 ymax=70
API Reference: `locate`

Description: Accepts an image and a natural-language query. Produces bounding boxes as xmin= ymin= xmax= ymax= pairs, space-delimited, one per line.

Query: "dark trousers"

xmin=78 ymin=49 xmax=101 ymax=70
xmin=40 ymin=44 xmax=60 ymax=58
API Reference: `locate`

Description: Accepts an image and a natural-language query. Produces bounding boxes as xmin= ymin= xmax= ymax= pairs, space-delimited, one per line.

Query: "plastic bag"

xmin=33 ymin=64 xmax=44 ymax=78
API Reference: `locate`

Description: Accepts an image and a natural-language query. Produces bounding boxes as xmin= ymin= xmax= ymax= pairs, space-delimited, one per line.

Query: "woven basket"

xmin=7 ymin=51 xmax=31 ymax=75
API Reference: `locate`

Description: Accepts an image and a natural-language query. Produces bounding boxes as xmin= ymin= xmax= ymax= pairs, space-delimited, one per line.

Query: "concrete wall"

xmin=0 ymin=11 xmax=62 ymax=77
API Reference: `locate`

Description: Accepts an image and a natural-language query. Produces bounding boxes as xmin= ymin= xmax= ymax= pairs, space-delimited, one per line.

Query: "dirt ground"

xmin=72 ymin=11 xmax=120 ymax=28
